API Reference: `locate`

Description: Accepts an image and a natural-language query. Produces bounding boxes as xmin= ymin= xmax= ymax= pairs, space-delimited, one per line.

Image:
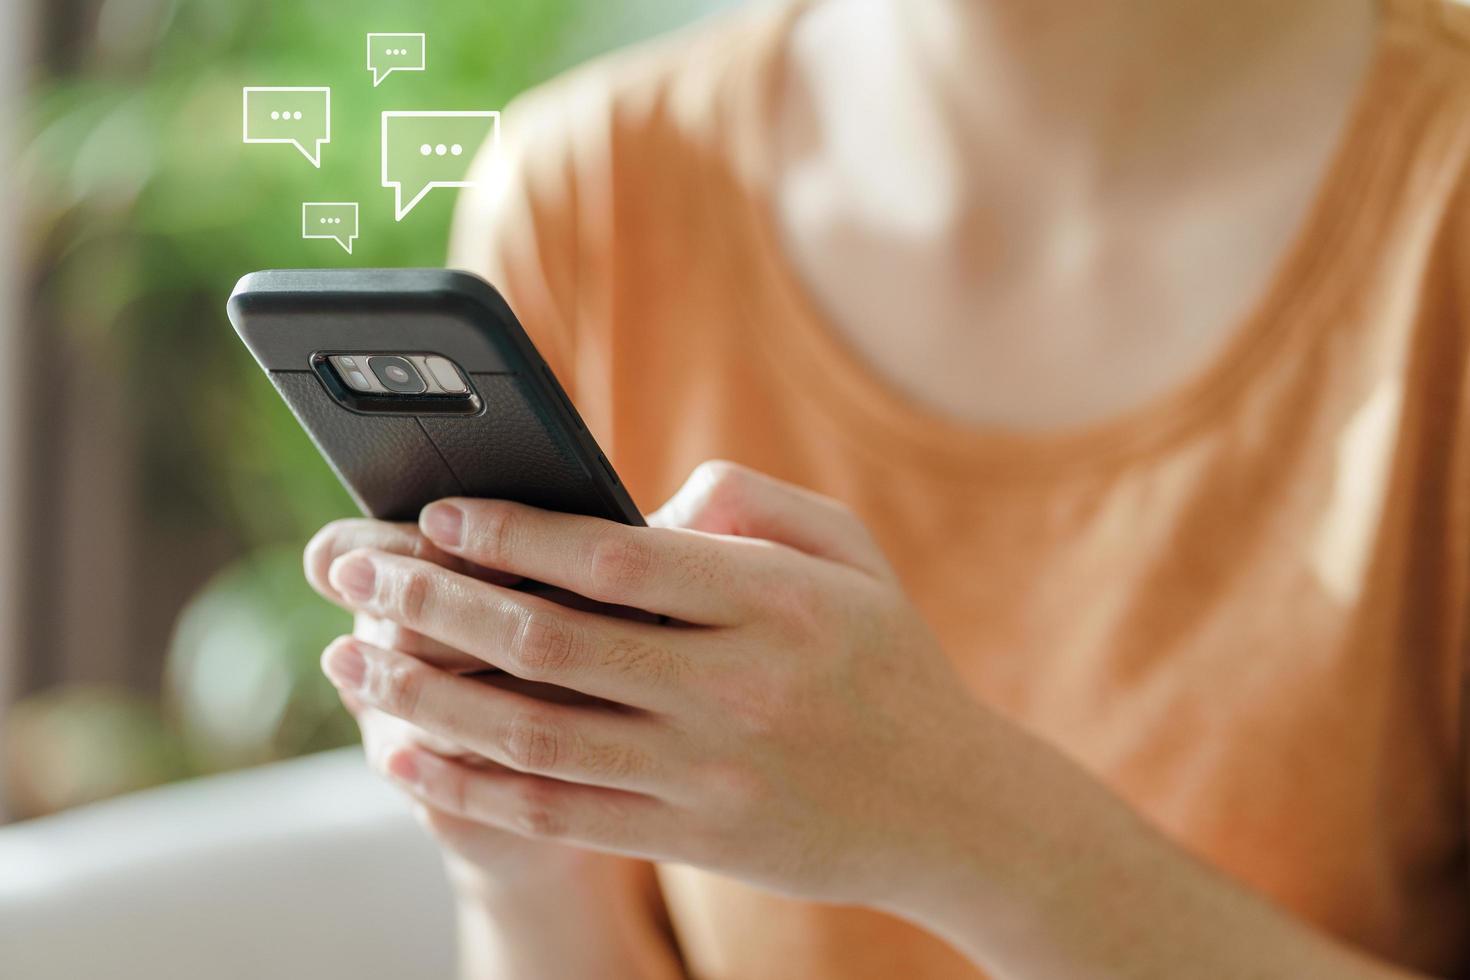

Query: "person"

xmin=304 ymin=0 xmax=1470 ymax=975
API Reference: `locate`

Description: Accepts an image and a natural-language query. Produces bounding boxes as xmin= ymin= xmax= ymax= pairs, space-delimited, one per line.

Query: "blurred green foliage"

xmin=165 ymin=547 xmax=362 ymax=772
xmin=26 ymin=0 xmax=588 ymax=547
xmin=11 ymin=0 xmax=721 ymax=813
xmin=3 ymin=687 xmax=192 ymax=816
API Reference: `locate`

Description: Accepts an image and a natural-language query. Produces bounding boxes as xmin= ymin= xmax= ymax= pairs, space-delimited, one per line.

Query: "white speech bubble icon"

xmin=367 ymin=33 xmax=427 ymax=87
xmin=302 ymin=202 xmax=359 ymax=254
xmin=381 ymin=110 xmax=499 ymax=221
xmin=243 ymin=87 xmax=331 ymax=168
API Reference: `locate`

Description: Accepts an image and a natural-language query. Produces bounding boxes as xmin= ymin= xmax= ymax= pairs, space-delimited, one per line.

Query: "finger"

xmin=355 ymin=613 xmax=618 ymax=708
xmin=355 ymin=612 xmax=482 ymax=673
xmin=356 ymin=704 xmax=475 ymax=764
xmin=418 ymin=498 xmax=777 ymax=624
xmin=324 ymin=637 xmax=669 ymax=793
xmin=305 ymin=518 xmax=520 ymax=609
xmin=409 ymin=802 xmax=513 ymax=857
xmin=384 ymin=745 xmax=675 ymax=859
xmin=328 ymin=549 xmax=697 ymax=707
xmin=649 ymin=460 xmax=893 ymax=580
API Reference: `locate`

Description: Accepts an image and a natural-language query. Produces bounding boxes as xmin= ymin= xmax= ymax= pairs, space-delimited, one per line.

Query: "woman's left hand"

xmin=319 ymin=460 xmax=990 ymax=907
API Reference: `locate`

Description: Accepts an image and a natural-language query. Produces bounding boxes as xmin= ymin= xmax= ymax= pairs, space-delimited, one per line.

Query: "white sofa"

xmin=0 ymin=748 xmax=458 ymax=980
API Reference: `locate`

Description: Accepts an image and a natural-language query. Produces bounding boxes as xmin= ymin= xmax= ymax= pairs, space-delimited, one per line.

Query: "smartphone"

xmin=226 ymin=268 xmax=643 ymax=526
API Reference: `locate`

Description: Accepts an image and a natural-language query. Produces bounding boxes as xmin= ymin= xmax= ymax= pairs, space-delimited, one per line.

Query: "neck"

xmin=900 ymin=0 xmax=1378 ymax=189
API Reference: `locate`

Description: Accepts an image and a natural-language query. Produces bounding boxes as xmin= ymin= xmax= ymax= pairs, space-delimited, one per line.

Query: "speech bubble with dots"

xmin=381 ymin=110 xmax=498 ymax=221
xmin=367 ymin=33 xmax=426 ymax=87
xmin=302 ymin=202 xmax=359 ymax=254
xmin=243 ymin=87 xmax=331 ymax=168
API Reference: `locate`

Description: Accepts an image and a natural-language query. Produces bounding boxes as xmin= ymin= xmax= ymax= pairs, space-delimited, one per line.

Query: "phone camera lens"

xmin=369 ymin=355 xmax=427 ymax=394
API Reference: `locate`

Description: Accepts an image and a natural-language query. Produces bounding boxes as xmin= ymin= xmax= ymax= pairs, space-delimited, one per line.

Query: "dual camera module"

xmin=328 ymin=353 xmax=469 ymax=396
xmin=319 ymin=352 xmax=480 ymax=416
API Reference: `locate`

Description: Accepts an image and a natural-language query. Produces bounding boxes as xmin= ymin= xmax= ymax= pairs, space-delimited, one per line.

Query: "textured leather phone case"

xmin=228 ymin=269 xmax=642 ymax=525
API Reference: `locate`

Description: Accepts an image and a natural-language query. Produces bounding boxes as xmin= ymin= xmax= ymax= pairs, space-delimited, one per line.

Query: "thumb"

xmin=648 ymin=460 xmax=893 ymax=580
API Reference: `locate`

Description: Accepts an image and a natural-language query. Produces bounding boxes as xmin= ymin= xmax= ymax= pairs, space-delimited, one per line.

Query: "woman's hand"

xmin=305 ymin=520 xmax=644 ymax=897
xmin=307 ymin=522 xmax=689 ymax=980
xmin=310 ymin=463 xmax=1416 ymax=980
xmin=316 ymin=461 xmax=988 ymax=907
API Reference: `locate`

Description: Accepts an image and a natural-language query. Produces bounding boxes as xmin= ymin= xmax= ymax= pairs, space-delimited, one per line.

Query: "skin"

xmin=310 ymin=463 xmax=1424 ymax=978
xmin=306 ymin=0 xmax=1442 ymax=975
xmin=776 ymin=0 xmax=1375 ymax=429
xmin=306 ymin=528 xmax=685 ymax=980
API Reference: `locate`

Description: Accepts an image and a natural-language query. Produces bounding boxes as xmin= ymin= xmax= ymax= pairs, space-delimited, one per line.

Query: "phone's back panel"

xmin=228 ymin=268 xmax=643 ymax=525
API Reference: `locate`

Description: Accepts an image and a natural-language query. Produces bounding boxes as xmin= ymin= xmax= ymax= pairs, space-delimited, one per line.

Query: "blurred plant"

xmin=2 ymin=546 xmax=356 ymax=817
xmin=25 ymin=0 xmax=587 ymax=548
xmin=2 ymin=687 xmax=191 ymax=818
xmin=8 ymin=0 xmax=623 ymax=809
xmin=164 ymin=546 xmax=357 ymax=773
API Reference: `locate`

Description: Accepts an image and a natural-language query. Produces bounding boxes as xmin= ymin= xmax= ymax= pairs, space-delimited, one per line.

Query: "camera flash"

xmin=425 ymin=356 xmax=468 ymax=393
xmin=330 ymin=355 xmax=377 ymax=392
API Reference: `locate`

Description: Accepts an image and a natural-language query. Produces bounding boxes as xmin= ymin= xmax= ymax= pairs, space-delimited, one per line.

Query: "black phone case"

xmin=227 ymin=268 xmax=643 ymax=526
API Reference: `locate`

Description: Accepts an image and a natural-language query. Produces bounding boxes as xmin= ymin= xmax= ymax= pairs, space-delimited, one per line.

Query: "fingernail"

xmin=322 ymin=640 xmax=367 ymax=691
xmin=330 ymin=555 xmax=377 ymax=602
xmin=387 ymin=747 xmax=421 ymax=784
xmin=421 ymin=502 xmax=464 ymax=548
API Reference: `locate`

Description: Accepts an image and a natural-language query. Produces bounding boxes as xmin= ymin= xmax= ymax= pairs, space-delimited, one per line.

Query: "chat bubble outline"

xmin=367 ymin=32 xmax=427 ymax=87
xmin=243 ymin=86 xmax=331 ymax=168
xmin=301 ymin=202 xmax=360 ymax=254
xmin=381 ymin=110 xmax=499 ymax=221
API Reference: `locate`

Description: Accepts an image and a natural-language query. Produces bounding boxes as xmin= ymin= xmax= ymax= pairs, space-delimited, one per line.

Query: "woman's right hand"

xmin=347 ymin=630 xmax=617 ymax=896
xmin=307 ymin=520 xmax=687 ymax=980
xmin=304 ymin=520 xmax=613 ymax=897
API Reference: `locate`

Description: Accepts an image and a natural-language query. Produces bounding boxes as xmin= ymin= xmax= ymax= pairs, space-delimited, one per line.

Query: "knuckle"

xmin=585 ymin=739 xmax=647 ymax=782
xmin=587 ymin=530 xmax=654 ymax=600
xmin=762 ymin=574 xmax=829 ymax=641
xmin=510 ymin=612 xmax=580 ymax=678
xmin=700 ymin=758 xmax=767 ymax=813
xmin=727 ymin=666 xmax=801 ymax=738
xmin=468 ymin=502 xmax=513 ymax=565
xmin=390 ymin=566 xmax=433 ymax=622
xmin=735 ymin=695 xmax=784 ymax=739
xmin=376 ymin=659 xmax=425 ymax=716
xmin=695 ymin=458 xmax=749 ymax=488
xmin=501 ymin=708 xmax=562 ymax=773
xmin=604 ymin=635 xmax=683 ymax=686
xmin=508 ymin=780 xmax=565 ymax=838
xmin=698 ymin=460 xmax=754 ymax=510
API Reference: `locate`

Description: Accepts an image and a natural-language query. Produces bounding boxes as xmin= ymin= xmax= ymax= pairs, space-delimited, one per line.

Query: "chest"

xmin=873 ymin=411 xmax=1468 ymax=966
xmin=621 ymin=339 xmax=1467 ymax=966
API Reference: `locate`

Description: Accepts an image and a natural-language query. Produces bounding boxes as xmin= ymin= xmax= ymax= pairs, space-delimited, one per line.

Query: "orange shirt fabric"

xmin=450 ymin=1 xmax=1470 ymax=975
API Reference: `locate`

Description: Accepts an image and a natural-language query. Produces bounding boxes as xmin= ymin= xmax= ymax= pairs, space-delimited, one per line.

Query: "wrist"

xmin=875 ymin=701 xmax=1082 ymax=927
xmin=445 ymin=846 xmax=612 ymax=913
xmin=872 ymin=700 xmax=1016 ymax=917
xmin=450 ymin=852 xmax=685 ymax=980
xmin=876 ymin=703 xmax=1162 ymax=968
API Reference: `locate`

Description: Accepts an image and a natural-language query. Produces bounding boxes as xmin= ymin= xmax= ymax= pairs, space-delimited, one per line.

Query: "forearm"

xmin=893 ymin=709 xmax=1427 ymax=980
xmin=453 ymin=855 xmax=685 ymax=980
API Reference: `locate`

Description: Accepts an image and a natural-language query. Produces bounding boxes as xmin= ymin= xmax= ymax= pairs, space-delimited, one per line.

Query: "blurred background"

xmin=0 ymin=0 xmax=736 ymax=823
